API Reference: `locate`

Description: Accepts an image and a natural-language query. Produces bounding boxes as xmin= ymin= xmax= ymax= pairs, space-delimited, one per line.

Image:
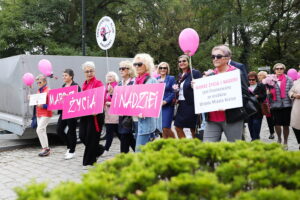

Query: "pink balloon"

xmin=287 ymin=68 xmax=298 ymax=81
xmin=178 ymin=28 xmax=200 ymax=56
xmin=22 ymin=73 xmax=35 ymax=86
xmin=298 ymin=72 xmax=300 ymax=80
xmin=38 ymin=59 xmax=53 ymax=76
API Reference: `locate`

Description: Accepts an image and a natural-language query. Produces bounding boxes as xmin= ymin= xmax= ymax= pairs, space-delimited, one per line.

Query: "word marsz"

xmin=48 ymin=86 xmax=78 ymax=110
xmin=109 ymin=83 xmax=165 ymax=118
xmin=62 ymin=87 xmax=105 ymax=119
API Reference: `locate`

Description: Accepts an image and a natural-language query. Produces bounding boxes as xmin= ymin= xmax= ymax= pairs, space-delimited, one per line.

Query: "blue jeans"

xmin=135 ymin=133 xmax=151 ymax=152
xmin=248 ymin=117 xmax=263 ymax=141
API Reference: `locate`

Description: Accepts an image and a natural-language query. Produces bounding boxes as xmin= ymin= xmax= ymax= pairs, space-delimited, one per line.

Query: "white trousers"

xmin=36 ymin=117 xmax=51 ymax=148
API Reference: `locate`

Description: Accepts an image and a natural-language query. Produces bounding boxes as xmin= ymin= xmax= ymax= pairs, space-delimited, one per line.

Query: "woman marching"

xmin=56 ymin=69 xmax=81 ymax=160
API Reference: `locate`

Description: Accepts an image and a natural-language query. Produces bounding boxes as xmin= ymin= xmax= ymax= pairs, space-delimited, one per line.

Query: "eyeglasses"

xmin=133 ymin=62 xmax=143 ymax=67
xmin=36 ymin=82 xmax=42 ymax=84
xmin=159 ymin=67 xmax=168 ymax=70
xmin=119 ymin=67 xmax=129 ymax=71
xmin=211 ymin=54 xmax=227 ymax=60
xmin=84 ymin=70 xmax=95 ymax=74
xmin=178 ymin=60 xmax=187 ymax=63
xmin=275 ymin=68 xmax=284 ymax=70
xmin=248 ymin=79 xmax=256 ymax=81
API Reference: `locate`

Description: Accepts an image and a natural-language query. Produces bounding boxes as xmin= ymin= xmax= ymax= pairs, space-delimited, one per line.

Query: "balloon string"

xmin=189 ymin=55 xmax=194 ymax=80
xmin=106 ymin=50 xmax=109 ymax=72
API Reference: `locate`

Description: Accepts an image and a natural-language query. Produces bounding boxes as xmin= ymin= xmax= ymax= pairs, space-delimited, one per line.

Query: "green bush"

xmin=16 ymin=140 xmax=300 ymax=200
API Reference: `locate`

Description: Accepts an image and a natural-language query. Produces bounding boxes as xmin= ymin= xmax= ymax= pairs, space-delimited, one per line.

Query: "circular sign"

xmin=96 ymin=16 xmax=116 ymax=50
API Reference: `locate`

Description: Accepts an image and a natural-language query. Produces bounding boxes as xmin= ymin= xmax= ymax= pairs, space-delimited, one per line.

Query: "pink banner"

xmin=109 ymin=83 xmax=165 ymax=118
xmin=62 ymin=87 xmax=105 ymax=119
xmin=48 ymin=85 xmax=78 ymax=110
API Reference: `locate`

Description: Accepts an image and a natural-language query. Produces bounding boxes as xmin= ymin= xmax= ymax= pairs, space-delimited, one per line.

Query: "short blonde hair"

xmin=82 ymin=61 xmax=96 ymax=71
xmin=257 ymin=71 xmax=268 ymax=80
xmin=133 ymin=53 xmax=154 ymax=75
xmin=158 ymin=62 xmax=170 ymax=74
xmin=106 ymin=71 xmax=119 ymax=83
xmin=119 ymin=60 xmax=136 ymax=78
xmin=35 ymin=74 xmax=47 ymax=82
xmin=273 ymin=63 xmax=286 ymax=71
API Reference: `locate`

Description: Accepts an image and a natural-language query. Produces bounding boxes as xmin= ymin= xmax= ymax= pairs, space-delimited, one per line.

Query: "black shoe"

xmin=38 ymin=148 xmax=50 ymax=157
xmin=269 ymin=134 xmax=275 ymax=139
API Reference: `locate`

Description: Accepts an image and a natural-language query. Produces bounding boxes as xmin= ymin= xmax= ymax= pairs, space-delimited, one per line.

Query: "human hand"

xmin=172 ymin=84 xmax=179 ymax=91
xmin=162 ymin=101 xmax=167 ymax=106
xmin=294 ymin=94 xmax=300 ymax=99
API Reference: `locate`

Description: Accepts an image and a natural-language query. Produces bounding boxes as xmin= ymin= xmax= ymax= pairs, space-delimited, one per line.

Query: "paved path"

xmin=0 ymin=119 xmax=299 ymax=200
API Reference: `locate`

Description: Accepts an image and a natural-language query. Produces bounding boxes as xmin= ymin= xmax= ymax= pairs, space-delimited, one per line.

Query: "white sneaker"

xmin=65 ymin=149 xmax=70 ymax=156
xmin=65 ymin=152 xmax=75 ymax=160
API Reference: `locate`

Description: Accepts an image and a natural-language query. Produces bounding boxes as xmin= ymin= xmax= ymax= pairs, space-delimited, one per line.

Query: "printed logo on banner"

xmin=193 ymin=70 xmax=243 ymax=114
xmin=48 ymin=85 xmax=78 ymax=110
xmin=96 ymin=16 xmax=116 ymax=50
xmin=109 ymin=83 xmax=165 ymax=118
xmin=62 ymin=87 xmax=105 ymax=120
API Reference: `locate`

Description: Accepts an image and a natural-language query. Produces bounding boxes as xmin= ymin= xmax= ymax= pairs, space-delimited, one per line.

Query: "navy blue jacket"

xmin=157 ymin=75 xmax=175 ymax=105
xmin=178 ymin=69 xmax=202 ymax=105
xmin=230 ymin=60 xmax=248 ymax=83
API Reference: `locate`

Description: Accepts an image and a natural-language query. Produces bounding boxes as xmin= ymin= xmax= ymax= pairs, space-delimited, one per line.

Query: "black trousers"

xmin=120 ymin=133 xmax=135 ymax=153
xmin=292 ymin=128 xmax=300 ymax=144
xmin=57 ymin=115 xmax=78 ymax=153
xmin=266 ymin=116 xmax=275 ymax=134
xmin=79 ymin=115 xmax=104 ymax=166
xmin=104 ymin=124 xmax=120 ymax=151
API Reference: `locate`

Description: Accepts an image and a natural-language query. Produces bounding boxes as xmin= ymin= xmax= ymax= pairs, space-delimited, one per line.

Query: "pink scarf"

xmin=105 ymin=81 xmax=118 ymax=102
xmin=135 ymin=73 xmax=150 ymax=84
xmin=270 ymin=74 xmax=287 ymax=101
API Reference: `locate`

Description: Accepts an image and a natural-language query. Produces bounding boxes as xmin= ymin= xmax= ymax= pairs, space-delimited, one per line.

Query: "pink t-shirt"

xmin=208 ymin=65 xmax=237 ymax=122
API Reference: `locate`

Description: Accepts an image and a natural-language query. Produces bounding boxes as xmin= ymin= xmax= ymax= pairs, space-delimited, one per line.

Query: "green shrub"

xmin=16 ymin=140 xmax=300 ymax=200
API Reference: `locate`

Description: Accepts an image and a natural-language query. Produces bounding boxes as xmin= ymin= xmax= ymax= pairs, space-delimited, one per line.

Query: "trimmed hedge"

xmin=16 ymin=140 xmax=300 ymax=200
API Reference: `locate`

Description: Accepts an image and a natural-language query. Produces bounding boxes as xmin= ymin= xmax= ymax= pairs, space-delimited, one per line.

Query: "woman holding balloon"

xmin=174 ymin=28 xmax=202 ymax=138
xmin=173 ymin=54 xmax=202 ymax=138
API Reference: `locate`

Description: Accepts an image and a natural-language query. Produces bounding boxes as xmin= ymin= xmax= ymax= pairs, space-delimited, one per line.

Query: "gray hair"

xmin=133 ymin=53 xmax=155 ymax=75
xmin=106 ymin=71 xmax=119 ymax=83
xmin=82 ymin=61 xmax=96 ymax=71
xmin=119 ymin=60 xmax=136 ymax=78
xmin=273 ymin=63 xmax=286 ymax=71
xmin=212 ymin=45 xmax=232 ymax=57
xmin=35 ymin=74 xmax=47 ymax=82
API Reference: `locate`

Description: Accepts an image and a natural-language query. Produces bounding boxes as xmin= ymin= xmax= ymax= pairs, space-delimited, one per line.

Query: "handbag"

xmin=245 ymin=95 xmax=258 ymax=117
xmin=261 ymin=102 xmax=271 ymax=115
xmin=121 ymin=116 xmax=133 ymax=129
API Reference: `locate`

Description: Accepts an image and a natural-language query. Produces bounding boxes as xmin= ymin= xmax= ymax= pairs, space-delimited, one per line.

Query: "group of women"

xmin=33 ymin=44 xmax=300 ymax=167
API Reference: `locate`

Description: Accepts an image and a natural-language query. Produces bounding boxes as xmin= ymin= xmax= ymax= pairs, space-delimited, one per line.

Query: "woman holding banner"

xmin=174 ymin=55 xmax=201 ymax=138
xmin=56 ymin=69 xmax=81 ymax=160
xmin=79 ymin=61 xmax=105 ymax=166
xmin=35 ymin=74 xmax=52 ymax=157
xmin=203 ymin=45 xmax=249 ymax=142
xmin=133 ymin=53 xmax=162 ymax=151
xmin=157 ymin=62 xmax=176 ymax=138
xmin=103 ymin=71 xmax=121 ymax=155
xmin=118 ymin=60 xmax=136 ymax=153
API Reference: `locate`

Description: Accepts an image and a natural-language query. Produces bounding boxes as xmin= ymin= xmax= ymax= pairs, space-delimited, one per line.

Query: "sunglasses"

xmin=36 ymin=82 xmax=42 ymax=84
xmin=133 ymin=62 xmax=143 ymax=67
xmin=248 ymin=79 xmax=256 ymax=81
xmin=119 ymin=67 xmax=129 ymax=71
xmin=211 ymin=54 xmax=227 ymax=60
xmin=178 ymin=60 xmax=187 ymax=63
xmin=159 ymin=67 xmax=168 ymax=70
xmin=275 ymin=68 xmax=284 ymax=70
xmin=84 ymin=70 xmax=95 ymax=74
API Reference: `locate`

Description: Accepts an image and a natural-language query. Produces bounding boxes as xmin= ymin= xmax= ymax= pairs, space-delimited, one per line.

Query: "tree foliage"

xmin=0 ymin=0 xmax=299 ymax=73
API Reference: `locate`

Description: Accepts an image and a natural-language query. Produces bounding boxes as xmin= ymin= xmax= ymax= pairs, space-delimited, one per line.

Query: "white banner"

xmin=29 ymin=93 xmax=47 ymax=106
xmin=96 ymin=16 xmax=116 ymax=50
xmin=193 ymin=70 xmax=243 ymax=114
